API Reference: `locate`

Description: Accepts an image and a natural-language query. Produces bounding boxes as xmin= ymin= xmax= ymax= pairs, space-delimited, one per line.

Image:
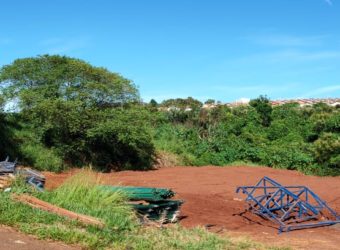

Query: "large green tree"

xmin=0 ymin=55 xmax=154 ymax=170
xmin=0 ymin=55 xmax=139 ymax=109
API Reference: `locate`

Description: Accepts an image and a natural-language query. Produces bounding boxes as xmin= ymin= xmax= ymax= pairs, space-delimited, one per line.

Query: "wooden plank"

xmin=12 ymin=194 xmax=105 ymax=228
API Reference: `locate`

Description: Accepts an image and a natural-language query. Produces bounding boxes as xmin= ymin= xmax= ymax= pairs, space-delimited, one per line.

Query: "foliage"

xmin=0 ymin=55 xmax=154 ymax=171
xmin=149 ymin=99 xmax=158 ymax=107
xmin=0 ymin=110 xmax=18 ymax=159
xmin=161 ymin=97 xmax=202 ymax=110
xmin=204 ymin=99 xmax=216 ymax=104
xmin=20 ymin=141 xmax=64 ymax=172
xmin=153 ymin=99 xmax=340 ymax=175
xmin=0 ymin=55 xmax=139 ymax=107
xmin=313 ymin=133 xmax=340 ymax=169
xmin=249 ymin=95 xmax=272 ymax=127
xmin=86 ymin=108 xmax=155 ymax=171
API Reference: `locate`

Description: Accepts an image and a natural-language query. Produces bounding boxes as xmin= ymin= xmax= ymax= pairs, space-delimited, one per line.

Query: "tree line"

xmin=0 ymin=55 xmax=339 ymax=175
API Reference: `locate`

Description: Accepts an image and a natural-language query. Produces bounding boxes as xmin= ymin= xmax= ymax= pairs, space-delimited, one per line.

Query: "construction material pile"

xmin=236 ymin=176 xmax=340 ymax=233
xmin=101 ymin=186 xmax=184 ymax=223
xmin=13 ymin=193 xmax=105 ymax=227
xmin=0 ymin=157 xmax=46 ymax=190
xmin=1 ymin=157 xmax=183 ymax=224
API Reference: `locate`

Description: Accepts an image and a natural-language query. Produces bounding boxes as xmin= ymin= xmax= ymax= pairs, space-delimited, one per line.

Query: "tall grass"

xmin=38 ymin=169 xmax=136 ymax=231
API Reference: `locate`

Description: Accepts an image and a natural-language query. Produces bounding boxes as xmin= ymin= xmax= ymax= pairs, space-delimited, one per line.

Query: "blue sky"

xmin=1 ymin=0 xmax=340 ymax=102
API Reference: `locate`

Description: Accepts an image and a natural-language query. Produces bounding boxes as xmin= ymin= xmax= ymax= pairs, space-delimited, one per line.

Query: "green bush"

xmin=20 ymin=142 xmax=63 ymax=172
xmin=260 ymin=143 xmax=313 ymax=171
xmin=313 ymin=133 xmax=340 ymax=170
xmin=152 ymin=99 xmax=339 ymax=175
xmin=86 ymin=109 xmax=155 ymax=170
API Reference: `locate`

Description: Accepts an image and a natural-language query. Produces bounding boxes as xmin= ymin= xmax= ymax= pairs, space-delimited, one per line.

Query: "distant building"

xmin=269 ymin=98 xmax=340 ymax=107
xmin=225 ymin=98 xmax=250 ymax=108
xmin=166 ymin=106 xmax=181 ymax=112
xmin=202 ymin=103 xmax=217 ymax=109
xmin=158 ymin=98 xmax=340 ymax=111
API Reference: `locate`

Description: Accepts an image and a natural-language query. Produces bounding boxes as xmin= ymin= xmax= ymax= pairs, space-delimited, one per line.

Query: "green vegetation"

xmin=0 ymin=55 xmax=155 ymax=171
xmin=0 ymin=55 xmax=339 ymax=175
xmin=153 ymin=97 xmax=340 ymax=175
xmin=0 ymin=97 xmax=17 ymax=159
xmin=0 ymin=171 xmax=287 ymax=250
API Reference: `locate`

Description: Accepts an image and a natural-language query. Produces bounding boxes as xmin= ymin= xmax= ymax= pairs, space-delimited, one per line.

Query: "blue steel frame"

xmin=236 ymin=176 xmax=340 ymax=233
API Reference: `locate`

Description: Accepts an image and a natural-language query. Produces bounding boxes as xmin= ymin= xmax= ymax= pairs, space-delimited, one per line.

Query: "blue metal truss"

xmin=236 ymin=176 xmax=340 ymax=233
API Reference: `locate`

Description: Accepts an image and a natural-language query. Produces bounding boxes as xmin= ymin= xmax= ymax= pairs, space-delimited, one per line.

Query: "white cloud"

xmin=299 ymin=85 xmax=340 ymax=98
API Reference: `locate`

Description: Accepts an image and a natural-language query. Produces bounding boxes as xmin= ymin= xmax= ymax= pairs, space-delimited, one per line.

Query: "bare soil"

xmin=43 ymin=166 xmax=340 ymax=250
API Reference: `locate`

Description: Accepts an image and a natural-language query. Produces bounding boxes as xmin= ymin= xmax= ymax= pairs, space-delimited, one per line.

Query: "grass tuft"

xmin=38 ymin=169 xmax=137 ymax=231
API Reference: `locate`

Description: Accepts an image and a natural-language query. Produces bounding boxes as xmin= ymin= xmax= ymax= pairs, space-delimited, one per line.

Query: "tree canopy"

xmin=0 ymin=55 xmax=154 ymax=171
xmin=0 ymin=55 xmax=139 ymax=110
xmin=161 ymin=97 xmax=202 ymax=110
xmin=249 ymin=95 xmax=272 ymax=127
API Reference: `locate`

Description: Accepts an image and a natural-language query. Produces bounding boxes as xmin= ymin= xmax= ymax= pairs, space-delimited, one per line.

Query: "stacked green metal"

xmin=132 ymin=200 xmax=183 ymax=222
xmin=100 ymin=186 xmax=175 ymax=201
xmin=99 ymin=186 xmax=183 ymax=223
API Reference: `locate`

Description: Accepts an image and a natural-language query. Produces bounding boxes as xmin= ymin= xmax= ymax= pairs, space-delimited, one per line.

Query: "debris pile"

xmin=0 ymin=173 xmax=15 ymax=189
xmin=1 ymin=157 xmax=183 ymax=225
xmin=0 ymin=157 xmax=45 ymax=190
xmin=101 ymin=186 xmax=184 ymax=223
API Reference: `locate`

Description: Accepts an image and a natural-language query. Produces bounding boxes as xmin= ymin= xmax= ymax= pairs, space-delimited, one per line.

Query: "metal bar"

xmin=236 ymin=187 xmax=286 ymax=226
xmin=285 ymin=220 xmax=340 ymax=232
xmin=236 ymin=177 xmax=340 ymax=233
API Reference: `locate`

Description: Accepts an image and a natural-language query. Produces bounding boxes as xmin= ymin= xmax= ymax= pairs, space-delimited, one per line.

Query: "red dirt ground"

xmin=0 ymin=225 xmax=79 ymax=250
xmin=44 ymin=166 xmax=340 ymax=250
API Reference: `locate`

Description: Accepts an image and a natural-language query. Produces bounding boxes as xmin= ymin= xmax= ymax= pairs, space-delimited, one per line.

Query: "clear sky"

xmin=1 ymin=0 xmax=339 ymax=102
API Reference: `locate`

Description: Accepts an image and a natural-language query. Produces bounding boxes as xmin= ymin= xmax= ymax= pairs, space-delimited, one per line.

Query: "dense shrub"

xmin=153 ymin=99 xmax=340 ymax=175
xmin=313 ymin=133 xmax=340 ymax=169
xmin=0 ymin=111 xmax=18 ymax=159
xmin=20 ymin=142 xmax=63 ymax=172
xmin=86 ymin=108 xmax=155 ymax=170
